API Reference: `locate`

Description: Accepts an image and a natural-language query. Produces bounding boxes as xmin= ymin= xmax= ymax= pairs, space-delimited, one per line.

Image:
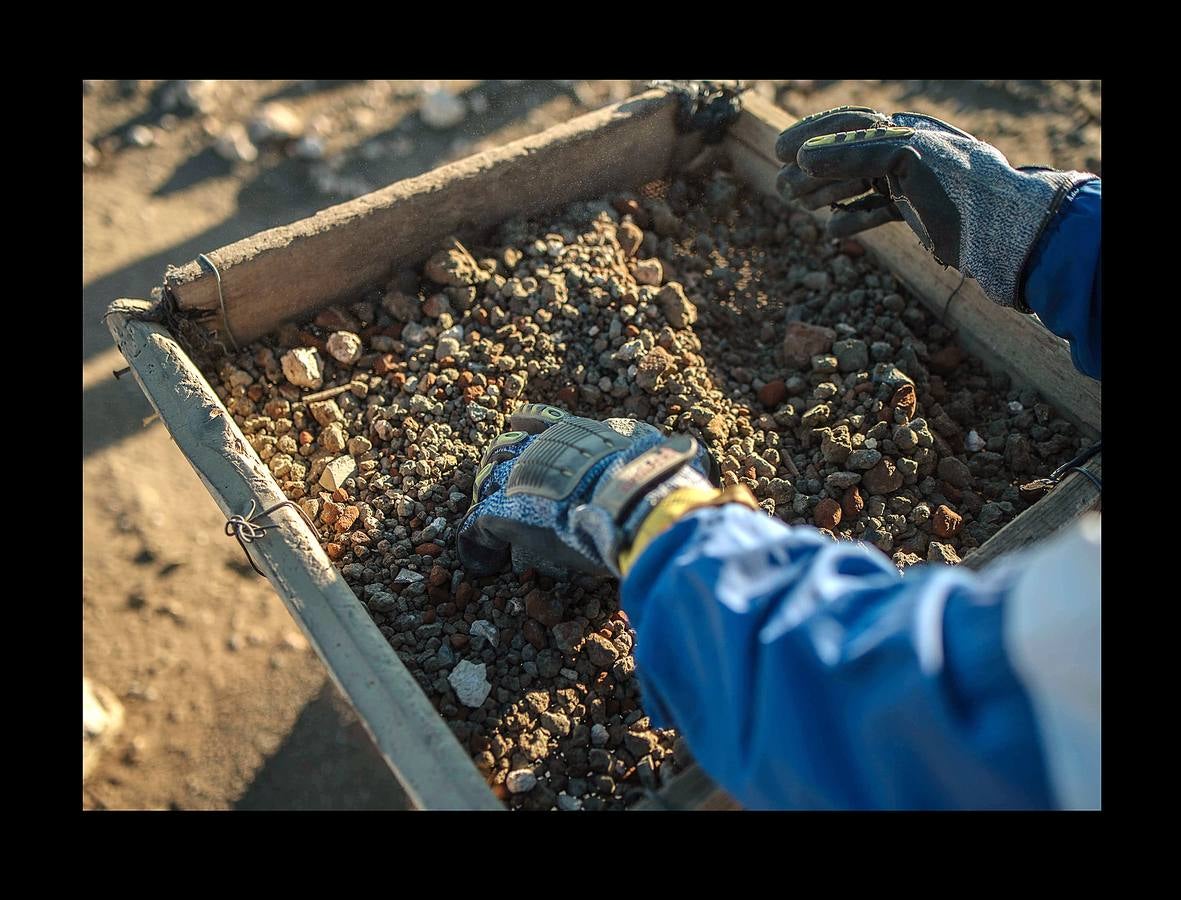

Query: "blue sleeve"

xmin=1022 ymin=179 xmax=1101 ymax=380
xmin=620 ymin=504 xmax=1056 ymax=810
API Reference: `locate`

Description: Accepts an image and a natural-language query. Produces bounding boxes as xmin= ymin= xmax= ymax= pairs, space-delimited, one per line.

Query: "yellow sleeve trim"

xmin=617 ymin=484 xmax=761 ymax=576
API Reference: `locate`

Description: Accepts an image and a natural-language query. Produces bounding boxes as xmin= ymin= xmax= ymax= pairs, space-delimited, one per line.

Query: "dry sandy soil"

xmin=82 ymin=79 xmax=1100 ymax=810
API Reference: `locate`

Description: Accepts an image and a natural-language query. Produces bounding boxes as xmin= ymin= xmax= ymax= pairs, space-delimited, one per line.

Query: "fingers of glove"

xmin=456 ymin=508 xmax=511 ymax=575
xmin=824 ymin=193 xmax=903 ymax=239
xmin=510 ymin=403 xmax=569 ymax=434
xmin=891 ymin=111 xmax=977 ymax=140
xmin=796 ymin=178 xmax=875 ymax=211
xmin=797 ymin=126 xmax=917 ymax=182
xmin=774 ymin=106 xmax=889 ymax=164
xmin=479 ymin=429 xmax=530 ymax=469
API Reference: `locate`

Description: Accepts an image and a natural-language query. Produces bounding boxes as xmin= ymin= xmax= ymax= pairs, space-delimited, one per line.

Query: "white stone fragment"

xmin=470 ymin=619 xmax=498 ymax=647
xmin=326 ymin=331 xmax=362 ymax=365
xmin=214 ymin=122 xmax=258 ymax=163
xmin=394 ymin=568 xmax=424 ymax=584
xmin=590 ymin=723 xmax=609 ymax=747
xmin=965 ymin=429 xmax=986 ymax=452
xmin=280 ymin=347 xmax=323 ymax=389
xmin=249 ymin=102 xmax=304 ymax=144
xmin=319 ymin=455 xmax=356 ymax=492
xmin=506 ymin=769 xmax=538 ymax=794
xmin=448 ymin=659 xmax=491 ymax=709
xmin=419 ymin=88 xmax=467 ymax=129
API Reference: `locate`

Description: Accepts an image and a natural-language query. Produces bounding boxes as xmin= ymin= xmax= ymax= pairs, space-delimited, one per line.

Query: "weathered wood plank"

xmin=635 ymin=763 xmax=741 ymax=811
xmin=105 ymin=299 xmax=503 ymax=811
xmin=725 ymin=94 xmax=1101 ymax=439
xmin=166 ymin=90 xmax=682 ymax=347
xmin=962 ymin=456 xmax=1102 ymax=570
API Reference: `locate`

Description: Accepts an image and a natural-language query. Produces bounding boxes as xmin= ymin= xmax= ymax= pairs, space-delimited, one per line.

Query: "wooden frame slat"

xmin=166 ymin=90 xmax=684 ymax=347
xmin=105 ymin=299 xmax=503 ymax=811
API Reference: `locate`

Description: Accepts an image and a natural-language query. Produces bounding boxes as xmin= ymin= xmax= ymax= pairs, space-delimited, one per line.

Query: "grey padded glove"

xmin=775 ymin=106 xmax=1098 ymax=309
xmin=456 ymin=404 xmax=717 ymax=579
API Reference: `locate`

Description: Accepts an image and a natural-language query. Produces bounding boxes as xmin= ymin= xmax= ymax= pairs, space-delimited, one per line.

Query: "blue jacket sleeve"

xmin=1022 ymin=179 xmax=1101 ymax=380
xmin=620 ymin=504 xmax=1057 ymax=810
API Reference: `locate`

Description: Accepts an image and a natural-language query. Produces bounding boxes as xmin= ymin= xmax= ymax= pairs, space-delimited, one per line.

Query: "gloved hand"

xmin=774 ymin=106 xmax=1099 ymax=309
xmin=456 ymin=403 xmax=719 ymax=579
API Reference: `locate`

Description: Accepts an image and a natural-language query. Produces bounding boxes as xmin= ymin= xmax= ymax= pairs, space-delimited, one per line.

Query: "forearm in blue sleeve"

xmin=1022 ymin=178 xmax=1101 ymax=380
xmin=620 ymin=504 xmax=1055 ymax=809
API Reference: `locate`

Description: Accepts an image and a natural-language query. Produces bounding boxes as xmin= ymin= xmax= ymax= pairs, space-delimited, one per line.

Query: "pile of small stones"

xmin=200 ymin=168 xmax=1083 ymax=810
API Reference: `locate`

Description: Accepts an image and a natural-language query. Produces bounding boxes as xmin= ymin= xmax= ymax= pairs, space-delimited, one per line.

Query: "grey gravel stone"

xmin=448 ymin=660 xmax=491 ymax=708
xmin=506 ymin=768 xmax=538 ymax=793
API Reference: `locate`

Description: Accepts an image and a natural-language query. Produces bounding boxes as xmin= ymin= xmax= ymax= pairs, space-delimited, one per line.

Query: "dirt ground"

xmin=82 ymin=79 xmax=1100 ymax=810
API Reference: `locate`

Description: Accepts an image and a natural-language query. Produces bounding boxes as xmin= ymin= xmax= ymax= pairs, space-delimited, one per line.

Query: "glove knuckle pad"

xmin=506 ymin=419 xmax=630 ymax=501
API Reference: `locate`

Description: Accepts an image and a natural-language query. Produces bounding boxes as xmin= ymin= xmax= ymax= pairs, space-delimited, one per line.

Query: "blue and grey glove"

xmin=456 ymin=404 xmax=718 ymax=579
xmin=774 ymin=106 xmax=1099 ymax=309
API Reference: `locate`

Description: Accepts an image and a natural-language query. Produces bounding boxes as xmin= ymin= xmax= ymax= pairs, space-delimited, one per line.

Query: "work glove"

xmin=774 ymin=106 xmax=1099 ymax=309
xmin=456 ymin=403 xmax=720 ymax=579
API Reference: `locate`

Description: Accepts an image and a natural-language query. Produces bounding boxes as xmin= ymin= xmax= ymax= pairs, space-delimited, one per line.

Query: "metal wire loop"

xmin=197 ymin=253 xmax=240 ymax=352
xmin=225 ymin=498 xmax=321 ymax=577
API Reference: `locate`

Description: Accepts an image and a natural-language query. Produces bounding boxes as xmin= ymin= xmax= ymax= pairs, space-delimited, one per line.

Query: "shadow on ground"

xmin=234 ymin=680 xmax=410 ymax=810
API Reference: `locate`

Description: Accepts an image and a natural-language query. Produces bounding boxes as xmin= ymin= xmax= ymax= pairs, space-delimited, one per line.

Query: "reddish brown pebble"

xmin=928 ymin=376 xmax=948 ymax=402
xmin=325 ymin=543 xmax=345 ymax=560
xmin=463 ymin=385 xmax=485 ymax=401
xmin=334 ymin=505 xmax=360 ymax=533
xmin=428 ymin=565 xmax=449 ymax=587
xmin=373 ymin=353 xmax=397 ymax=375
xmin=932 ymin=505 xmax=963 ymax=538
xmin=612 ymin=610 xmax=629 ymax=625
xmin=320 ymin=502 xmax=340 ymax=526
xmin=624 ymin=324 xmax=640 ymax=337
xmin=842 ymin=486 xmax=864 ymax=519
xmin=854 ymin=382 xmax=875 ymax=395
xmin=415 ymin=543 xmax=444 ymax=557
xmin=298 ymin=431 xmax=315 ymax=445
xmin=840 ymin=239 xmax=865 ymax=257
xmin=298 ymin=331 xmax=327 ymax=352
xmin=420 ymin=609 xmax=437 ymax=625
xmin=557 ymin=384 xmax=578 ymax=405
xmin=525 ymin=589 xmax=564 ymax=627
xmin=450 ymin=634 xmax=470 ymax=649
xmin=758 ymin=379 xmax=788 ymax=408
xmin=389 ymin=371 xmax=407 ymax=388
xmin=863 ymin=457 xmax=904 ymax=494
xmin=813 ymin=498 xmax=842 ymax=530
xmin=890 ymin=384 xmax=917 ymax=421
xmin=929 ymin=346 xmax=967 ymax=375
xmin=314 ymin=306 xmax=359 ymax=331
xmin=455 ymin=582 xmax=476 ymax=605
xmin=522 ymin=619 xmax=546 ymax=650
